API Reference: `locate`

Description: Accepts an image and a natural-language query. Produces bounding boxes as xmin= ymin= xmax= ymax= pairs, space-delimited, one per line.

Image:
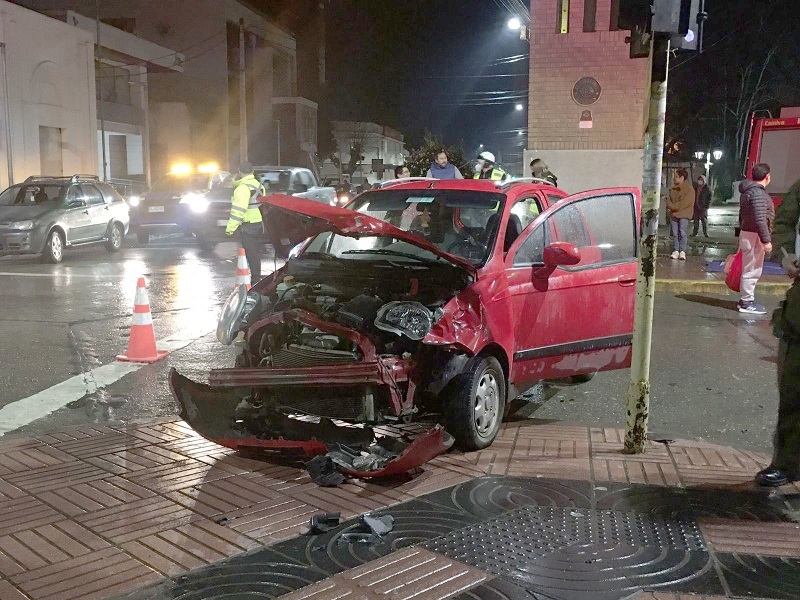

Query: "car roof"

xmin=375 ymin=178 xmax=563 ymax=195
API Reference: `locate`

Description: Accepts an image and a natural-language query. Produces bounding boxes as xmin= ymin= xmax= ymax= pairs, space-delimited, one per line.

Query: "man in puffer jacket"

xmin=737 ymin=163 xmax=774 ymax=314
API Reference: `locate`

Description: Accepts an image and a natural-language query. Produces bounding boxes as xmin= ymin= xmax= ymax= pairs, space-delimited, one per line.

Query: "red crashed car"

xmin=170 ymin=178 xmax=640 ymax=455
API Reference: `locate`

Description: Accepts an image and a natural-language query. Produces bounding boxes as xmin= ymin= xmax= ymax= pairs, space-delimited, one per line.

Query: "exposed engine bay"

xmin=213 ymin=258 xmax=473 ymax=437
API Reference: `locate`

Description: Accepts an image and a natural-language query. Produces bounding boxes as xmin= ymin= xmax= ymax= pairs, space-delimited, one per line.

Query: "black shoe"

xmin=754 ymin=467 xmax=790 ymax=487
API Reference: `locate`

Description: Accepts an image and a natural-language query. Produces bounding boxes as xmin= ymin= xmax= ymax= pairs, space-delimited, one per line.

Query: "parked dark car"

xmin=0 ymin=175 xmax=129 ymax=263
xmin=171 ymin=178 xmax=641 ymax=455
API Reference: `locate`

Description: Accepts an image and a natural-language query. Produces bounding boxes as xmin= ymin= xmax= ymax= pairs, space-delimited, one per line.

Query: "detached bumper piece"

xmin=168 ymin=368 xmax=453 ymax=478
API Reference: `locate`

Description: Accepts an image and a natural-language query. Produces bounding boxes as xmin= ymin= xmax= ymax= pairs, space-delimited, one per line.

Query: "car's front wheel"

xmin=445 ymin=355 xmax=506 ymax=450
xmin=41 ymin=230 xmax=64 ymax=264
xmin=105 ymin=223 xmax=124 ymax=252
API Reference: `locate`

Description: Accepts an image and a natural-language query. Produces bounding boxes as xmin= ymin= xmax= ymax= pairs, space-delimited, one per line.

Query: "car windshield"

xmin=302 ymin=189 xmax=505 ymax=266
xmin=255 ymin=169 xmax=292 ymax=193
xmin=150 ymin=174 xmax=212 ymax=194
xmin=0 ymin=183 xmax=66 ymax=206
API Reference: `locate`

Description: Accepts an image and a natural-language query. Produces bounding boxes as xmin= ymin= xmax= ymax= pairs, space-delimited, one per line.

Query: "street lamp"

xmin=515 ymin=103 xmax=524 ymax=111
xmin=507 ymin=17 xmax=521 ymax=30
xmin=694 ymin=149 xmax=722 ymax=177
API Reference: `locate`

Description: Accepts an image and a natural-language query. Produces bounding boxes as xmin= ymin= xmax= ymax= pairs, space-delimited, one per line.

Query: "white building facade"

xmin=321 ymin=121 xmax=406 ymax=185
xmin=0 ymin=1 xmax=97 ymax=189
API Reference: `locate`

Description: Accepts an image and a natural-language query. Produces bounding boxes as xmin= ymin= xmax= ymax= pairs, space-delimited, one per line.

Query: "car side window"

xmin=298 ymin=171 xmax=314 ymax=190
xmin=513 ymin=223 xmax=547 ymax=266
xmin=510 ymin=196 xmax=542 ymax=230
xmin=95 ymin=182 xmax=123 ymax=204
xmin=80 ymin=185 xmax=105 ymax=206
xmin=65 ymin=186 xmax=83 ymax=207
xmin=547 ymin=194 xmax=564 ymax=206
xmin=564 ymin=193 xmax=637 ymax=265
xmin=552 ymin=193 xmax=637 ymax=269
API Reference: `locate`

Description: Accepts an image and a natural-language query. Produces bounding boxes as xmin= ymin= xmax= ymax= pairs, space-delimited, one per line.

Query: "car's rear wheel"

xmin=105 ymin=223 xmax=124 ymax=252
xmin=445 ymin=355 xmax=505 ymax=450
xmin=41 ymin=230 xmax=64 ymax=264
xmin=137 ymin=231 xmax=150 ymax=245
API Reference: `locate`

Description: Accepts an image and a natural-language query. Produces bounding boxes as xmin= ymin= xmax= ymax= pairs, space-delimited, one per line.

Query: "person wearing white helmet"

xmin=473 ymin=151 xmax=508 ymax=181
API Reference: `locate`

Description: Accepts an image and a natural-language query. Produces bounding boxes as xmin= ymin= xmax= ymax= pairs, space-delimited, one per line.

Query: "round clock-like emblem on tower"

xmin=572 ymin=77 xmax=602 ymax=106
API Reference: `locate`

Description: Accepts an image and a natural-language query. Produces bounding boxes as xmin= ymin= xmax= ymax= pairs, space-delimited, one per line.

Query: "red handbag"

xmin=725 ymin=250 xmax=743 ymax=292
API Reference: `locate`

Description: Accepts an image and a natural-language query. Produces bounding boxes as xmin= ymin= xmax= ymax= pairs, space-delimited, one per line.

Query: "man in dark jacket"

xmin=737 ymin=163 xmax=774 ymax=314
xmin=755 ymin=177 xmax=800 ymax=487
xmin=691 ymin=175 xmax=712 ymax=237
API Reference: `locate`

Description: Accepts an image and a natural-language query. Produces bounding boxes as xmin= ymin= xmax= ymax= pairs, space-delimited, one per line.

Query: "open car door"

xmin=500 ymin=188 xmax=641 ymax=385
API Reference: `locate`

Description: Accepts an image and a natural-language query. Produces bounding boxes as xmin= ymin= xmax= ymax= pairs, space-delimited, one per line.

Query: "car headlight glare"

xmin=180 ymin=192 xmax=210 ymax=213
xmin=128 ymin=195 xmax=141 ymax=207
xmin=216 ymin=285 xmax=249 ymax=345
xmin=7 ymin=220 xmax=35 ymax=231
xmin=374 ymin=301 xmax=433 ymax=340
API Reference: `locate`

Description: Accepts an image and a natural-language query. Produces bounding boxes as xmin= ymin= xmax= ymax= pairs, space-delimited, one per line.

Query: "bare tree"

xmin=330 ymin=122 xmax=374 ymax=177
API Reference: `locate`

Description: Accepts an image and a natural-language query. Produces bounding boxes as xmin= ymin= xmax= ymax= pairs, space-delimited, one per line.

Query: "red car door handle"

xmin=618 ymin=276 xmax=636 ymax=287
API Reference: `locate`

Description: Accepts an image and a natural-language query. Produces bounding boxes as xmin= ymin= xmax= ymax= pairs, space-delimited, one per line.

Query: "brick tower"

xmin=524 ymin=0 xmax=649 ymax=193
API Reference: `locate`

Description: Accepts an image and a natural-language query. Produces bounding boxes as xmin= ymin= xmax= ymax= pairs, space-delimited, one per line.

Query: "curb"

xmin=655 ymin=278 xmax=791 ymax=295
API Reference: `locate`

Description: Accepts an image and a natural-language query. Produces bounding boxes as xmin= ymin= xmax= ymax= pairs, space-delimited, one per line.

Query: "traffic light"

xmin=618 ymin=0 xmax=706 ymax=53
xmin=671 ymin=0 xmax=707 ymax=51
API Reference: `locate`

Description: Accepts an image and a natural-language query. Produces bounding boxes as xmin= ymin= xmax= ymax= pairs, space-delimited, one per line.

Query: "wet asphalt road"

xmin=0 ymin=231 xmax=783 ymax=453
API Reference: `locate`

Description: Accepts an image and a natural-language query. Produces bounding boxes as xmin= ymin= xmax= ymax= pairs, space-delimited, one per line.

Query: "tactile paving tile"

xmin=594 ymin=483 xmax=792 ymax=522
xmin=272 ymin=498 xmax=485 ymax=575
xmin=113 ymin=548 xmax=323 ymax=600
xmin=425 ymin=505 xmax=719 ymax=599
xmin=714 ymin=553 xmax=800 ymax=600
xmin=421 ymin=476 xmax=594 ymax=519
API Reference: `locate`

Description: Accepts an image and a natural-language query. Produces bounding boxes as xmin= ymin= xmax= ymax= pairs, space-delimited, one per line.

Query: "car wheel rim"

xmin=112 ymin=227 xmax=121 ymax=248
xmin=473 ymin=370 xmax=499 ymax=438
xmin=51 ymin=235 xmax=62 ymax=260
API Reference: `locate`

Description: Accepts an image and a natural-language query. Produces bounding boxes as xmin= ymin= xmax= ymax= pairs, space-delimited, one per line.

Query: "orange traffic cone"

xmin=235 ymin=247 xmax=251 ymax=290
xmin=116 ymin=277 xmax=169 ymax=363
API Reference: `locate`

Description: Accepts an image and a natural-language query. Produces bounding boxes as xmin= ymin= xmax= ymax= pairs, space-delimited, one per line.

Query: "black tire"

xmin=444 ymin=355 xmax=506 ymax=450
xmin=105 ymin=223 xmax=124 ymax=252
xmin=41 ymin=229 xmax=64 ymax=264
xmin=137 ymin=231 xmax=150 ymax=245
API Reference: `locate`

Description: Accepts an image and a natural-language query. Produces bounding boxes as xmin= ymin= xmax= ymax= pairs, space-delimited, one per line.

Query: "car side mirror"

xmin=294 ymin=183 xmax=309 ymax=193
xmin=533 ymin=242 xmax=581 ymax=278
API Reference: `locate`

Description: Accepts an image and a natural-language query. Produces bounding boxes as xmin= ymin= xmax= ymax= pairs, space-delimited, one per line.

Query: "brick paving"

xmin=0 ymin=417 xmax=796 ymax=599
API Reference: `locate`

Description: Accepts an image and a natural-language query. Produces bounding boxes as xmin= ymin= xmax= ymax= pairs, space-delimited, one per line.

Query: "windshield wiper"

xmin=340 ymin=248 xmax=441 ymax=263
xmin=300 ymin=251 xmax=340 ymax=261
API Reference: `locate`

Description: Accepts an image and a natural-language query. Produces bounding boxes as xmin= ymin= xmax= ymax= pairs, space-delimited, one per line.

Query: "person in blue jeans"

xmin=666 ymin=169 xmax=694 ymax=260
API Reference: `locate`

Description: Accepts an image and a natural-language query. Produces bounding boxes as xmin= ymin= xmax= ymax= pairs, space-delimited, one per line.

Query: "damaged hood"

xmin=260 ymin=194 xmax=477 ymax=276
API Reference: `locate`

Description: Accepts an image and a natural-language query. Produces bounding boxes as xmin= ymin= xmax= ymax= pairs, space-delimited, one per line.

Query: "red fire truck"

xmin=745 ymin=107 xmax=800 ymax=209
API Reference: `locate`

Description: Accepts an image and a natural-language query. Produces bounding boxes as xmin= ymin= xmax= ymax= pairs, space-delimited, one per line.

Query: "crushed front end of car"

xmin=169 ymin=194 xmax=486 ymax=475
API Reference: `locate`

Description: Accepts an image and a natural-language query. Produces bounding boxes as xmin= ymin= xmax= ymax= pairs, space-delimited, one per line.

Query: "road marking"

xmin=0 ymin=271 xmax=123 ymax=278
xmin=0 ymin=331 xmax=211 ymax=436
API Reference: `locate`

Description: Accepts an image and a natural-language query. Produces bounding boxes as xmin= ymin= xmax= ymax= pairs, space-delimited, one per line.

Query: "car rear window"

xmin=150 ymin=174 xmax=211 ymax=193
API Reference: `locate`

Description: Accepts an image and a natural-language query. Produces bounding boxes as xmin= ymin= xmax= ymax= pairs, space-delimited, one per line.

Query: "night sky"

xmin=326 ymin=0 xmax=530 ymax=163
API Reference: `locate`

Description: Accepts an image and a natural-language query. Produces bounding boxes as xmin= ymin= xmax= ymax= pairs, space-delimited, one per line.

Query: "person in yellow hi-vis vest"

xmin=225 ymin=162 xmax=266 ymax=286
xmin=472 ymin=151 xmax=508 ymax=181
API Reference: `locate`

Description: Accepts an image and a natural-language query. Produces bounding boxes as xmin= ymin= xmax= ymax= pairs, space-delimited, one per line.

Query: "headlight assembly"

xmin=374 ymin=301 xmax=434 ymax=341
xmin=217 ymin=285 xmax=249 ymax=345
xmin=216 ymin=286 xmax=267 ymax=345
xmin=7 ymin=220 xmax=35 ymax=231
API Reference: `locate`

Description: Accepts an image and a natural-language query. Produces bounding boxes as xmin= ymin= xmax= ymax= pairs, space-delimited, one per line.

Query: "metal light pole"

xmin=238 ymin=18 xmax=248 ymax=164
xmin=624 ymin=33 xmax=671 ymax=454
xmin=96 ymin=0 xmax=107 ymax=180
